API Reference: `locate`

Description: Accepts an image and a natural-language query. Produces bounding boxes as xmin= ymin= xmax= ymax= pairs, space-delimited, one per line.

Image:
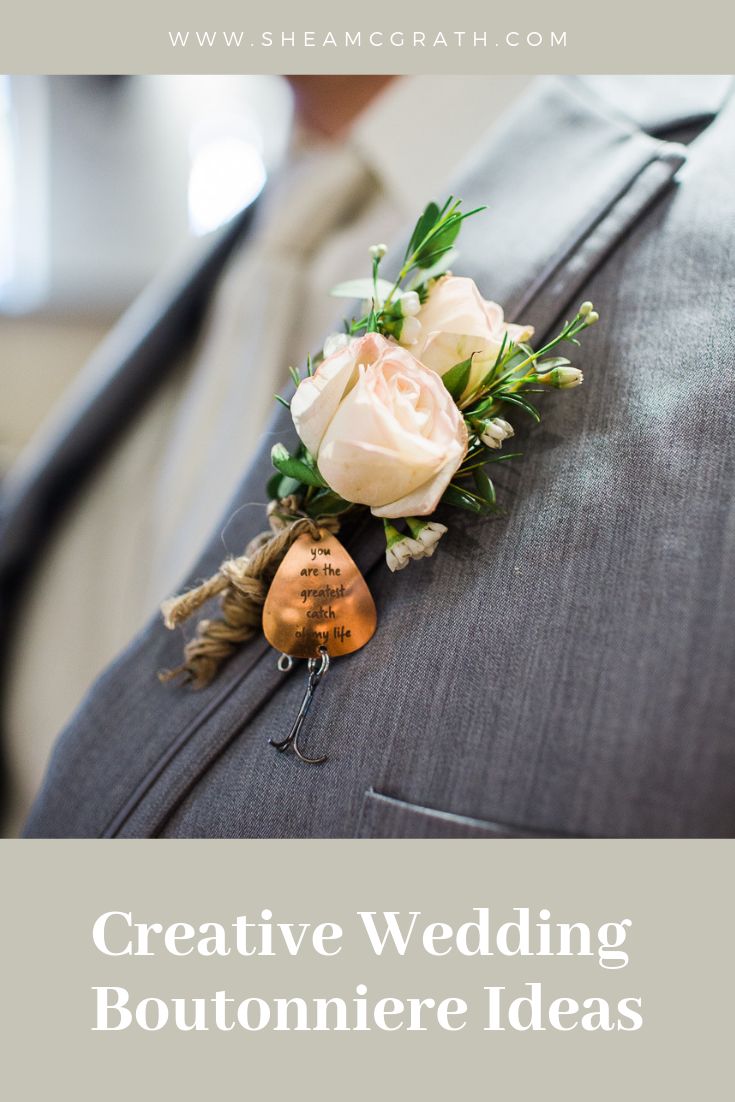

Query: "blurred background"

xmin=0 ymin=75 xmax=293 ymax=476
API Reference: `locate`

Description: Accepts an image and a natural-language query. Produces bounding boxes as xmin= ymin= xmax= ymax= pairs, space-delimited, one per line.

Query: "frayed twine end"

xmin=157 ymin=511 xmax=340 ymax=689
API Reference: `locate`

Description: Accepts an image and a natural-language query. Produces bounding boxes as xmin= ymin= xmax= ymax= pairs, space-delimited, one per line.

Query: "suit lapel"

xmin=22 ymin=78 xmax=703 ymax=837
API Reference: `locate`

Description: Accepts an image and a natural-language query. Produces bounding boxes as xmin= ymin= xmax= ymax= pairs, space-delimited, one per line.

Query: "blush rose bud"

xmin=480 ymin=417 xmax=514 ymax=449
xmin=413 ymin=275 xmax=534 ymax=402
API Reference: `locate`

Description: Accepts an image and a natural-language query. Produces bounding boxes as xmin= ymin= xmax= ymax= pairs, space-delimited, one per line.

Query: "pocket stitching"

xmin=357 ymin=788 xmax=583 ymax=838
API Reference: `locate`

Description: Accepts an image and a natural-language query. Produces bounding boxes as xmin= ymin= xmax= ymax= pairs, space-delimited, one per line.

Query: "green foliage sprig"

xmin=442 ymin=303 xmax=598 ymax=515
xmin=332 ymin=198 xmax=485 ymax=341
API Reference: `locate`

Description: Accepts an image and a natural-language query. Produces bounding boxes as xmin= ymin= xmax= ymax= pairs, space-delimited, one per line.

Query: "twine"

xmin=159 ymin=502 xmax=340 ymax=688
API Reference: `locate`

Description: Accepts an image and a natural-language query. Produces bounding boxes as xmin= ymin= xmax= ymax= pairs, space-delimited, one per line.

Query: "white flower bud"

xmin=554 ymin=366 xmax=584 ymax=388
xmin=403 ymin=518 xmax=448 ymax=558
xmin=579 ymin=301 xmax=594 ymax=317
xmin=369 ymin=243 xmax=387 ymax=260
xmin=413 ymin=521 xmax=447 ymax=557
xmin=397 ymin=316 xmax=422 ymax=346
xmin=386 ymin=536 xmax=424 ymax=572
xmin=397 ymin=291 xmax=421 ymax=317
xmin=585 ymin=310 xmax=599 ymax=326
xmin=323 ymin=332 xmax=351 ymax=358
xmin=385 ymin=521 xmax=448 ymax=570
xmin=480 ymin=417 xmax=514 ymax=449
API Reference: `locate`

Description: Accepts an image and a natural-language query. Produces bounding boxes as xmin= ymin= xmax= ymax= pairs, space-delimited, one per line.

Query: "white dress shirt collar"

xmin=349 ymin=75 xmax=534 ymax=216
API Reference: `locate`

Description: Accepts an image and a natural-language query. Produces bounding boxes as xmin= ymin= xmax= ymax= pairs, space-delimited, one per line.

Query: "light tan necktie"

xmin=147 ymin=141 xmax=377 ymax=605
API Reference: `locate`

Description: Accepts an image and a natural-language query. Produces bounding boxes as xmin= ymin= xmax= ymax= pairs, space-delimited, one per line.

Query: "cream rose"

xmin=415 ymin=275 xmax=534 ymax=400
xmin=290 ymin=332 xmax=467 ymax=518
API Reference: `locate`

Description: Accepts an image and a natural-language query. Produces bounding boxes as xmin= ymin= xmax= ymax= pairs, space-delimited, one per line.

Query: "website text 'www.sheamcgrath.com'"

xmin=167 ymin=30 xmax=569 ymax=50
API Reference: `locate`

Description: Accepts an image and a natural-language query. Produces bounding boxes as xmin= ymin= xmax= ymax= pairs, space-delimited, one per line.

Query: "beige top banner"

xmin=2 ymin=0 xmax=733 ymax=74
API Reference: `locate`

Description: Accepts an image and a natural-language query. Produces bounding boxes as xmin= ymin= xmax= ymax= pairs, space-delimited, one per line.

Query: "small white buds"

xmin=396 ymin=291 xmax=421 ymax=317
xmin=579 ymin=301 xmax=599 ymax=325
xmin=384 ymin=519 xmax=448 ymax=571
xmin=539 ymin=366 xmax=584 ymax=388
xmin=480 ymin=417 xmax=515 ymax=449
xmin=407 ymin=520 xmax=447 ymax=557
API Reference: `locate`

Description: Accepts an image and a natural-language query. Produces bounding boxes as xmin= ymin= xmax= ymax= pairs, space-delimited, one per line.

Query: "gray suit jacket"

xmin=8 ymin=76 xmax=735 ymax=837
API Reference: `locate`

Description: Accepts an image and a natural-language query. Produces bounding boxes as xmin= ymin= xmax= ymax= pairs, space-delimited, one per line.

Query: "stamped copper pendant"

xmin=263 ymin=528 xmax=377 ymax=764
xmin=262 ymin=528 xmax=377 ymax=660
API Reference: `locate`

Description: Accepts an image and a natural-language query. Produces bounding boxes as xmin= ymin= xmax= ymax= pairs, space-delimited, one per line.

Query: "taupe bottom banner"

xmin=1 ymin=840 xmax=730 ymax=1098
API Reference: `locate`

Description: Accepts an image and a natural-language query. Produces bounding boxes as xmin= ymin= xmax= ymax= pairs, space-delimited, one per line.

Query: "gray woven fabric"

xmin=13 ymin=76 xmax=735 ymax=838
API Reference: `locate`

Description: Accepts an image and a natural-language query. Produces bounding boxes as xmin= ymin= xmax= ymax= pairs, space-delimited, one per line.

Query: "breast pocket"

xmin=356 ymin=789 xmax=581 ymax=838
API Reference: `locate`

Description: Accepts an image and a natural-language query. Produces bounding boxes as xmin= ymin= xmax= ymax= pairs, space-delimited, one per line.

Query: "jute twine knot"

xmin=159 ymin=504 xmax=340 ymax=689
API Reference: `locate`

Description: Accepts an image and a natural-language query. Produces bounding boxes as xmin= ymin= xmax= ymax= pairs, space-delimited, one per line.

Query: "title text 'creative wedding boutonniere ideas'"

xmin=161 ymin=199 xmax=598 ymax=761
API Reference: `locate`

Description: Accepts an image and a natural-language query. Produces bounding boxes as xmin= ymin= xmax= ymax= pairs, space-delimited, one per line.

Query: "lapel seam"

xmin=509 ymin=144 xmax=685 ymax=318
xmin=141 ymin=671 xmax=303 ymax=838
xmin=101 ymin=636 xmax=273 ymax=836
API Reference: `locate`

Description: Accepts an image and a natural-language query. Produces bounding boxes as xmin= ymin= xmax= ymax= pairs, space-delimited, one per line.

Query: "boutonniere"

xmin=161 ymin=199 xmax=598 ymax=762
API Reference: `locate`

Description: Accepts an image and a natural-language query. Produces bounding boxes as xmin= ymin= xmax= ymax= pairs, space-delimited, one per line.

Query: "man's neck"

xmin=287 ymin=76 xmax=396 ymax=138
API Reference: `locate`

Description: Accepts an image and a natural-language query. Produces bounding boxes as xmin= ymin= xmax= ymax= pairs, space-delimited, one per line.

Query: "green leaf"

xmin=441 ymin=355 xmax=475 ymax=401
xmin=495 ymin=392 xmax=541 ymax=423
xmin=536 ymin=356 xmax=571 ymax=372
xmin=484 ymin=451 xmax=523 ymax=465
xmin=274 ymin=393 xmax=291 ymax=410
xmin=490 ymin=346 xmax=533 ymax=389
xmin=405 ymin=201 xmax=440 ymax=263
xmin=271 ymin=443 xmax=327 ymax=488
xmin=437 ymin=195 xmax=455 ymax=218
xmin=473 ymin=467 xmax=496 ymax=506
xmin=266 ymin=471 xmax=282 ymax=499
xmin=493 ymin=330 xmax=510 ymax=367
xmin=330 ymin=277 xmax=395 ymax=303
xmin=405 ymin=248 xmax=459 ymax=290
xmin=462 ymin=396 xmax=494 ymax=420
xmin=267 ymin=471 xmax=302 ymax=499
xmin=460 ymin=440 xmax=490 ymax=464
xmin=411 ymin=206 xmax=485 ymax=271
xmin=306 ymin=489 xmax=352 ymax=516
xmin=441 ymin=483 xmax=486 ymax=514
xmin=413 ymin=220 xmax=462 ymax=270
xmin=470 ymin=332 xmax=516 ymax=395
